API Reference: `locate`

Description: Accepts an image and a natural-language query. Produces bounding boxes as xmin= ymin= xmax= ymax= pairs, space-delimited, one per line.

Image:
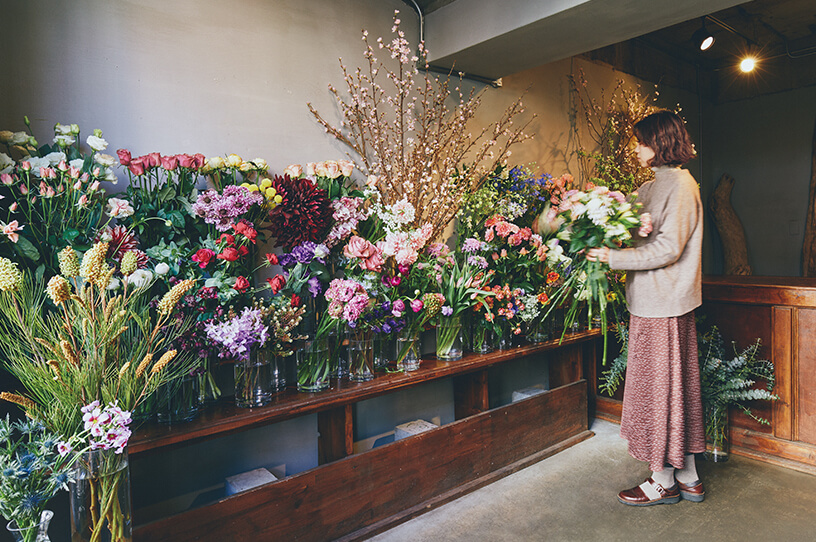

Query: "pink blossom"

xmin=638 ymin=212 xmax=653 ymax=237
xmin=1 ymin=173 xmax=13 ymax=185
xmin=410 ymin=299 xmax=423 ymax=312
xmin=19 ymin=184 xmax=28 ymax=195
xmin=2 ymin=220 xmax=23 ymax=243
xmin=284 ymin=164 xmax=303 ymax=178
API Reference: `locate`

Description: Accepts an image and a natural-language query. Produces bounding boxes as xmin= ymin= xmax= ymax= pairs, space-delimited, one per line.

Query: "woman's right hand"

xmin=586 ymin=247 xmax=610 ymax=263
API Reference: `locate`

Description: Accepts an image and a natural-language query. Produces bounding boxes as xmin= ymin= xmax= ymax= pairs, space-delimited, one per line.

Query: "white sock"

xmin=675 ymin=454 xmax=699 ymax=484
xmin=651 ymin=467 xmax=676 ymax=489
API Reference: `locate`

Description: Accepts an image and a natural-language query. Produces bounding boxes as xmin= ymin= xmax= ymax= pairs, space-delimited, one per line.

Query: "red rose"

xmin=237 ymin=245 xmax=249 ymax=257
xmin=117 ymin=149 xmax=132 ymax=166
xmin=218 ymin=233 xmax=236 ymax=246
xmin=233 ymin=276 xmax=250 ymax=292
xmin=177 ymin=154 xmax=194 ymax=168
xmin=234 ymin=221 xmax=257 ymax=244
xmin=128 ymin=158 xmax=145 ymax=176
xmin=217 ymin=247 xmax=240 ymax=262
xmin=191 ymin=248 xmax=215 ymax=268
xmin=266 ymin=274 xmax=286 ymax=294
xmin=265 ymin=253 xmax=278 ymax=266
xmin=160 ymin=154 xmax=178 ymax=171
xmin=291 ymin=294 xmax=302 ymax=307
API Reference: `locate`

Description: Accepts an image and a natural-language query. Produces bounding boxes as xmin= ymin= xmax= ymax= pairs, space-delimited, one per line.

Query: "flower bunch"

xmin=0 ymin=417 xmax=78 ymax=541
xmin=254 ymin=295 xmax=305 ymax=357
xmin=191 ymin=186 xmax=264 ymax=232
xmin=201 ymin=154 xmax=268 ymax=191
xmin=267 ymin=241 xmax=331 ymax=299
xmin=205 ymin=306 xmax=269 ymax=362
xmin=266 ymin=174 xmax=332 ymax=250
xmin=324 ymin=278 xmax=373 ymax=328
xmin=189 ymin=220 xmax=259 ymax=302
xmin=80 ymin=401 xmax=132 ymax=454
xmin=325 ymin=196 xmax=369 ymax=248
xmin=1 ymin=119 xmax=115 ymax=278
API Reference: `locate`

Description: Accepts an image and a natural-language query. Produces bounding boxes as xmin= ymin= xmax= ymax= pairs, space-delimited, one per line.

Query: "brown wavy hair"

xmin=633 ymin=110 xmax=695 ymax=167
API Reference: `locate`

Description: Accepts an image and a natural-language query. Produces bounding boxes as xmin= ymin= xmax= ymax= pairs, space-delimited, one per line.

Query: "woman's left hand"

xmin=586 ymin=247 xmax=610 ymax=263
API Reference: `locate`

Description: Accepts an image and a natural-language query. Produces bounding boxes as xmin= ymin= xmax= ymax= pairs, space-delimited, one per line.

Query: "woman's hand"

xmin=586 ymin=247 xmax=610 ymax=263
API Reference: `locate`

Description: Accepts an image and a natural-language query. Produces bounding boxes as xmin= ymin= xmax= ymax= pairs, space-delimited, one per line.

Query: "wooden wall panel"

xmin=797 ymin=309 xmax=816 ymax=444
xmin=772 ymin=306 xmax=794 ymax=440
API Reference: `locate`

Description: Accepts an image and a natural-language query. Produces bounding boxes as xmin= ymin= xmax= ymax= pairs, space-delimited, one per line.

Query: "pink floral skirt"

xmin=620 ymin=312 xmax=705 ymax=471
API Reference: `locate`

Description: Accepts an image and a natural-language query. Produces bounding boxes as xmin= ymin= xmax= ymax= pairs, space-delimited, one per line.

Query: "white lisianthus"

xmin=53 ymin=134 xmax=75 ymax=147
xmin=105 ymin=197 xmax=135 ymax=218
xmin=0 ymin=152 xmax=13 ymax=171
xmin=54 ymin=123 xmax=73 ymax=136
xmin=11 ymin=131 xmax=29 ymax=144
xmin=0 ymin=131 xmax=14 ymax=143
xmin=44 ymin=151 xmax=67 ymax=166
xmin=86 ymin=135 xmax=108 ymax=151
xmin=103 ymin=168 xmax=118 ymax=184
xmin=69 ymin=158 xmax=85 ymax=171
xmin=27 ymin=156 xmax=50 ymax=176
xmin=94 ymin=153 xmax=115 ymax=167
xmin=124 ymin=269 xmax=153 ymax=289
xmin=154 ymin=262 xmax=170 ymax=275
xmin=106 ymin=277 xmax=121 ymax=290
xmin=313 ymin=244 xmax=330 ymax=260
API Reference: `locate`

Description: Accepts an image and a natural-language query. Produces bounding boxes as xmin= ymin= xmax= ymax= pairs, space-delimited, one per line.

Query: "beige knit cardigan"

xmin=607 ymin=166 xmax=703 ymax=318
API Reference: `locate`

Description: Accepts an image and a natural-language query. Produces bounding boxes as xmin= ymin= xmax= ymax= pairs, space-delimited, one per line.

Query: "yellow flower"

xmin=265 ymin=188 xmax=277 ymax=199
xmin=157 ymin=279 xmax=196 ymax=315
xmin=260 ymin=178 xmax=272 ymax=189
xmin=46 ymin=276 xmax=71 ymax=305
xmin=226 ymin=154 xmax=243 ymax=168
xmin=58 ymin=247 xmax=80 ymax=277
xmin=607 ymin=292 xmax=617 ymax=302
xmin=207 ymin=156 xmax=225 ymax=170
xmin=273 ymin=194 xmax=283 ymax=204
xmin=247 ymin=185 xmax=259 ymax=192
xmin=120 ymin=251 xmax=138 ymax=277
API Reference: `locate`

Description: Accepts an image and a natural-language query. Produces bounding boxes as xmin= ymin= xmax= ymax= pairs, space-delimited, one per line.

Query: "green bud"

xmin=93 ymin=128 xmax=102 ymax=138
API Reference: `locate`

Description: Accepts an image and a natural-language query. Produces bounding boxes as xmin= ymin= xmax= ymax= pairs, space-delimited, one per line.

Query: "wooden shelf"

xmin=130 ymin=329 xmax=601 ymax=456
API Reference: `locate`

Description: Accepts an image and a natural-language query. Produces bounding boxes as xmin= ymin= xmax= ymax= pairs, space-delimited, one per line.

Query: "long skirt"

xmin=619 ymin=311 xmax=705 ymax=471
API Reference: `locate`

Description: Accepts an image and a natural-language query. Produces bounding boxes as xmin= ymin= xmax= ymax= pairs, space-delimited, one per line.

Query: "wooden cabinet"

xmin=593 ymin=276 xmax=816 ymax=475
xmin=131 ymin=331 xmax=600 ymax=541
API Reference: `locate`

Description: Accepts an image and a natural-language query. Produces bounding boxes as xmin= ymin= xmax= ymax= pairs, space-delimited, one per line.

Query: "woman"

xmin=587 ymin=110 xmax=705 ymax=506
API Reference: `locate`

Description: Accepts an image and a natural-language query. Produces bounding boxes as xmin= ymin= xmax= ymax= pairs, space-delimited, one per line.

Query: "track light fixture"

xmin=692 ymin=18 xmax=715 ymax=51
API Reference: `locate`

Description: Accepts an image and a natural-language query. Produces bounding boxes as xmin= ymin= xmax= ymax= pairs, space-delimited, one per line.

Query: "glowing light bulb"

xmin=740 ymin=56 xmax=756 ymax=72
xmin=700 ymin=36 xmax=714 ymax=51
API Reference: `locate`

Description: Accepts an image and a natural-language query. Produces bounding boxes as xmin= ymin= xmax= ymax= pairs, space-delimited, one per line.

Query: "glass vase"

xmin=70 ymin=448 xmax=132 ymax=542
xmin=197 ymin=354 xmax=223 ymax=405
xmin=373 ymin=333 xmax=392 ymax=370
xmin=6 ymin=510 xmax=53 ymax=542
xmin=297 ymin=337 xmax=331 ymax=392
xmin=269 ymin=353 xmax=287 ymax=392
xmin=156 ymin=374 xmax=200 ymax=424
xmin=525 ymin=316 xmax=550 ymax=344
xmin=704 ymin=404 xmax=729 ymax=462
xmin=497 ymin=320 xmax=513 ymax=350
xmin=396 ymin=330 xmax=421 ymax=371
xmin=471 ymin=320 xmax=495 ymax=354
xmin=348 ymin=330 xmax=375 ymax=382
xmin=234 ymin=348 xmax=273 ymax=408
xmin=328 ymin=329 xmax=348 ymax=379
xmin=436 ymin=316 xmax=463 ymax=361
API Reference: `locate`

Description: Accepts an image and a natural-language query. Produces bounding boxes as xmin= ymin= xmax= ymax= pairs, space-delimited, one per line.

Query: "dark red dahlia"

xmin=266 ymin=174 xmax=332 ymax=250
xmin=95 ymin=225 xmax=139 ymax=261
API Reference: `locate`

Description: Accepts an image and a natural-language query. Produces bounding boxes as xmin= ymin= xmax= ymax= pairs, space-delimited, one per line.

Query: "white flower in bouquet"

xmin=69 ymin=158 xmax=84 ymax=171
xmin=11 ymin=131 xmax=29 ymax=144
xmin=94 ymin=153 xmax=115 ymax=167
xmin=27 ymin=156 xmax=50 ymax=175
xmin=54 ymin=123 xmax=73 ymax=135
xmin=123 ymin=268 xmax=153 ymax=288
xmin=106 ymin=197 xmax=135 ymax=218
xmin=53 ymin=134 xmax=75 ymax=147
xmin=0 ymin=152 xmax=12 ymax=173
xmin=86 ymin=134 xmax=108 ymax=151
xmin=44 ymin=151 xmax=67 ymax=166
xmin=154 ymin=262 xmax=170 ymax=275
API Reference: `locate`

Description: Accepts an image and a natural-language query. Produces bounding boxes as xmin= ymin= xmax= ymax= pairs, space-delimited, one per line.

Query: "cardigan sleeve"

xmin=607 ymin=177 xmax=699 ymax=272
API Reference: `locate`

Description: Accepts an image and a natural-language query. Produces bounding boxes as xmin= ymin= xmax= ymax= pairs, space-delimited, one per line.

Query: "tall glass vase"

xmin=6 ymin=510 xmax=53 ymax=542
xmin=436 ymin=316 xmax=463 ymax=361
xmin=396 ymin=330 xmax=421 ymax=371
xmin=496 ymin=320 xmax=513 ymax=350
xmin=297 ymin=336 xmax=330 ymax=392
xmin=471 ymin=319 xmax=495 ymax=354
xmin=234 ymin=347 xmax=272 ymax=408
xmin=70 ymin=448 xmax=132 ymax=542
xmin=156 ymin=374 xmax=200 ymax=424
xmin=348 ymin=330 xmax=375 ymax=382
xmin=525 ymin=314 xmax=550 ymax=344
xmin=197 ymin=354 xmax=222 ymax=405
xmin=704 ymin=404 xmax=729 ymax=462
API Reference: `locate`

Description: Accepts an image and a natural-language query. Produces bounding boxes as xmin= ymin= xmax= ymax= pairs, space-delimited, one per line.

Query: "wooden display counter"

xmin=593 ymin=275 xmax=816 ymax=475
xmin=132 ymin=330 xmax=601 ymax=541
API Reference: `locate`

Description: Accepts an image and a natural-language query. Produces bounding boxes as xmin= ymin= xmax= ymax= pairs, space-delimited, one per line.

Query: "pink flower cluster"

xmin=81 ymin=400 xmax=132 ymax=454
xmin=376 ymin=223 xmax=433 ymax=266
xmin=325 ymin=278 xmax=371 ymax=324
xmin=192 ymin=186 xmax=263 ymax=232
xmin=117 ymin=149 xmax=206 ymax=175
xmin=326 ymin=196 xmax=368 ymax=248
xmin=638 ymin=212 xmax=653 ymax=237
xmin=344 ymin=235 xmax=385 ymax=272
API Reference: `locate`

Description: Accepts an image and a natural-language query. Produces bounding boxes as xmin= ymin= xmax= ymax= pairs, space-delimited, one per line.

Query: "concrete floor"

xmin=370 ymin=419 xmax=816 ymax=542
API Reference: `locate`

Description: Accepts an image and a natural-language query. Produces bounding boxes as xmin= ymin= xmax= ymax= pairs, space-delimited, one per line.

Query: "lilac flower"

xmin=462 ymin=238 xmax=483 ymax=253
xmin=277 ymin=253 xmax=296 ymax=268
xmin=467 ymin=255 xmax=489 ymax=269
xmin=291 ymin=243 xmax=316 ymax=264
xmin=307 ymin=276 xmax=323 ymax=298
xmin=205 ymin=307 xmax=269 ymax=361
xmin=441 ymin=306 xmax=453 ymax=317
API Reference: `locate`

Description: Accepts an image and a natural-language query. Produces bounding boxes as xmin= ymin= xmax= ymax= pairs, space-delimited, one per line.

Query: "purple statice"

xmin=192 ymin=186 xmax=263 ymax=232
xmin=467 ymin=255 xmax=489 ymax=269
xmin=205 ymin=307 xmax=269 ymax=361
xmin=441 ymin=306 xmax=454 ymax=317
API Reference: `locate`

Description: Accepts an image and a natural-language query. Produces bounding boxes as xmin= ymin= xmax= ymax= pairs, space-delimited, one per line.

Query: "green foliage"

xmin=599 ymin=323 xmax=628 ymax=396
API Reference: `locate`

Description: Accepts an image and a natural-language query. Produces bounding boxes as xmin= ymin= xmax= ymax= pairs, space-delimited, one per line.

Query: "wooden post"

xmin=709 ymin=173 xmax=752 ymax=275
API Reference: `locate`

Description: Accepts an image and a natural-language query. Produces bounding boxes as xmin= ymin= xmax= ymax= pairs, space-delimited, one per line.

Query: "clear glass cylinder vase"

xmin=197 ymin=354 xmax=223 ymax=405
xmin=70 ymin=448 xmax=132 ymax=542
xmin=436 ymin=316 xmax=463 ymax=361
xmin=396 ymin=330 xmax=421 ymax=371
xmin=525 ymin=316 xmax=550 ymax=344
xmin=348 ymin=330 xmax=375 ymax=382
xmin=234 ymin=348 xmax=273 ymax=408
xmin=297 ymin=337 xmax=331 ymax=392
xmin=497 ymin=320 xmax=514 ymax=350
xmin=6 ymin=510 xmax=53 ymax=542
xmin=704 ymin=404 xmax=729 ymax=462
xmin=156 ymin=374 xmax=200 ymax=424
xmin=471 ymin=320 xmax=496 ymax=354
xmin=328 ymin=329 xmax=348 ymax=379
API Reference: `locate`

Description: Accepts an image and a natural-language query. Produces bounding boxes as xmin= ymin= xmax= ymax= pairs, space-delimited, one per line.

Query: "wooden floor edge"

xmin=730 ymin=446 xmax=816 ymax=476
xmin=337 ymin=429 xmax=595 ymax=542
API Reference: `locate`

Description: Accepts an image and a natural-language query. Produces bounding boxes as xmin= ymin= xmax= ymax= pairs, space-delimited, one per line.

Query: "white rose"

xmin=86 ymin=135 xmax=108 ymax=152
xmin=103 ymin=168 xmax=118 ymax=184
xmin=106 ymin=197 xmax=135 ymax=218
xmin=94 ymin=153 xmax=115 ymax=167
xmin=44 ymin=151 xmax=67 ymax=166
xmin=124 ymin=269 xmax=153 ymax=289
xmin=154 ymin=262 xmax=170 ymax=275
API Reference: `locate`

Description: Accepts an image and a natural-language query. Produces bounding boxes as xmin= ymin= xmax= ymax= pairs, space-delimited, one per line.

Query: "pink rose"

xmin=344 ymin=235 xmax=376 ymax=260
xmin=145 ymin=152 xmax=161 ymax=168
xmin=177 ymin=154 xmax=194 ymax=168
xmin=117 ymin=149 xmax=132 ymax=165
xmin=283 ymin=164 xmax=303 ymax=178
xmin=2 ymin=220 xmax=22 ymax=243
xmin=410 ymin=299 xmax=423 ymax=313
xmin=338 ymin=160 xmax=354 ymax=177
xmin=314 ymin=161 xmax=329 ymax=178
xmin=161 ymin=154 xmax=178 ymax=171
xmin=20 ymin=161 xmax=31 ymax=171
xmin=638 ymin=213 xmax=653 ymax=237
xmin=305 ymin=162 xmax=316 ymax=176
xmin=324 ymin=160 xmax=341 ymax=179
xmin=361 ymin=251 xmax=385 ymax=272
xmin=193 ymin=154 xmax=206 ymax=169
xmin=128 ymin=159 xmax=145 ymax=176
xmin=1 ymin=173 xmax=13 ymax=185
